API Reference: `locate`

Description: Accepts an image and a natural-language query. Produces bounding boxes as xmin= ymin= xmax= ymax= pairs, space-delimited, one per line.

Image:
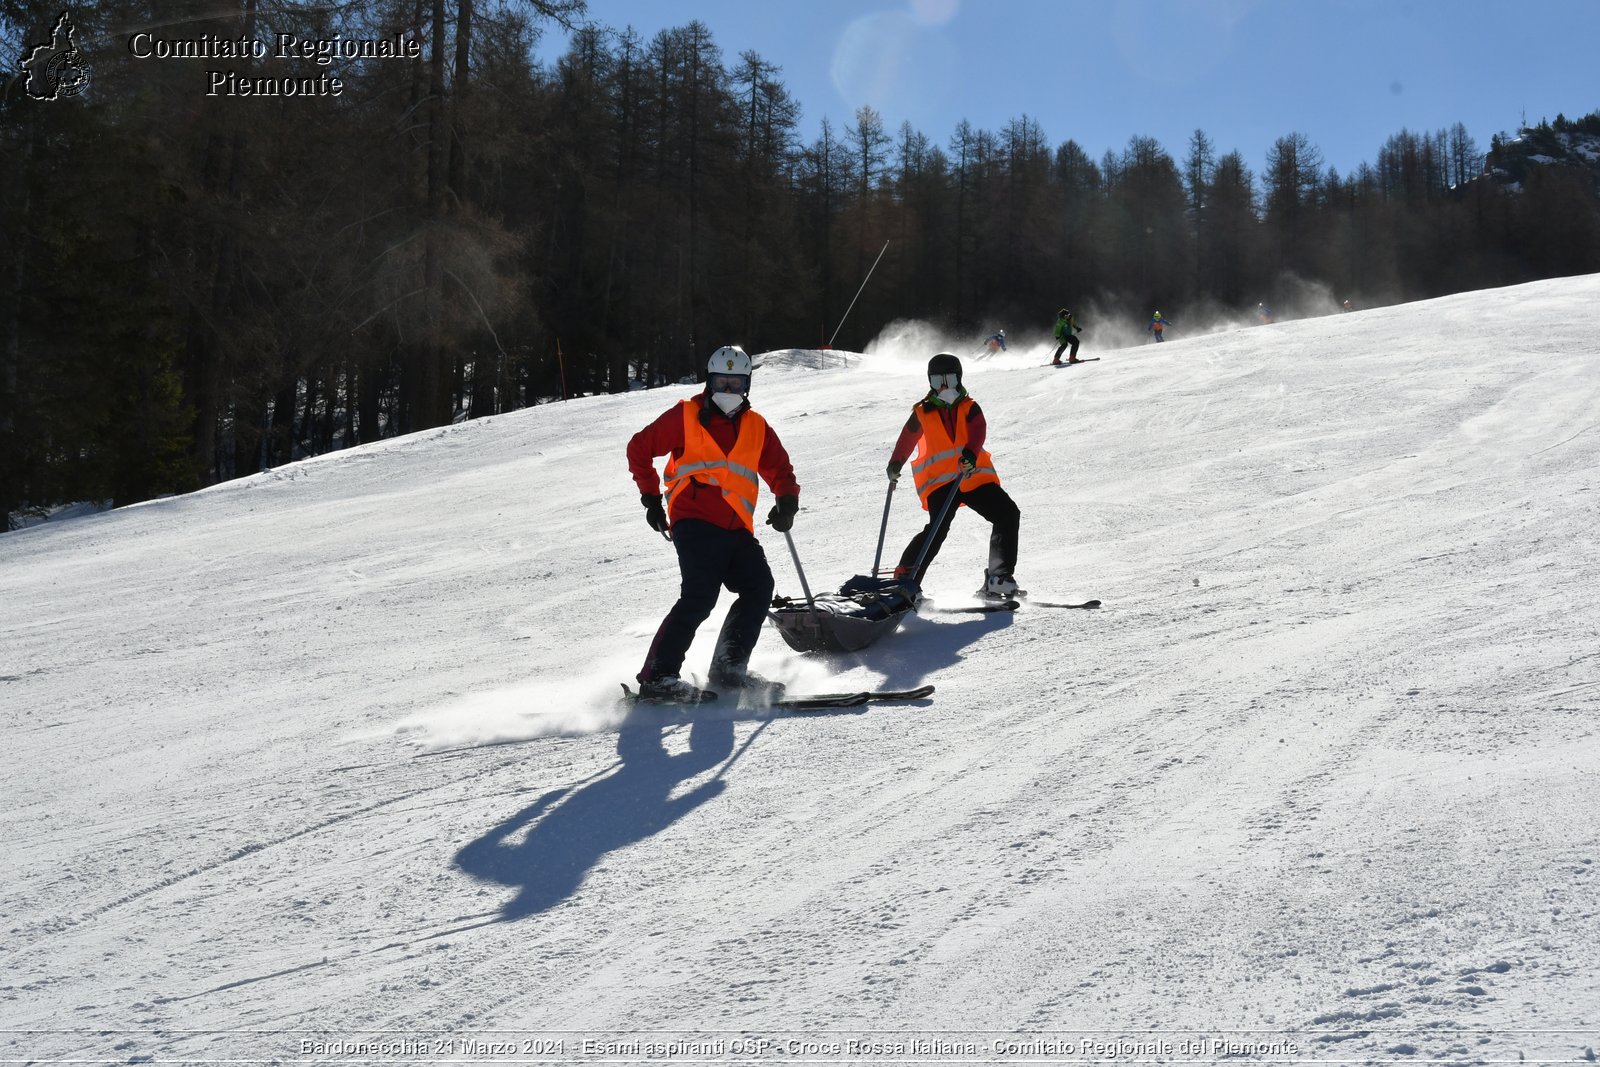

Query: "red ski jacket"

xmin=628 ymin=396 xmax=801 ymax=532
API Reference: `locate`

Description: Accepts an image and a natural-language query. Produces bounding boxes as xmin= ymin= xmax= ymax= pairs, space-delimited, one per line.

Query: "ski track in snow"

xmin=3 ymin=277 xmax=1599 ymax=1063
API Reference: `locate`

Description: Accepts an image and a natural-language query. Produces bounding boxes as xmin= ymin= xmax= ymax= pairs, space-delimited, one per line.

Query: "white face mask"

xmin=937 ymin=387 xmax=960 ymax=405
xmin=711 ymin=391 xmax=745 ymax=415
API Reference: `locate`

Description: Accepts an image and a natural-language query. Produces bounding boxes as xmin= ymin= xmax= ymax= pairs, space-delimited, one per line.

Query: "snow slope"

xmin=3 ymin=277 xmax=1598 ymax=1064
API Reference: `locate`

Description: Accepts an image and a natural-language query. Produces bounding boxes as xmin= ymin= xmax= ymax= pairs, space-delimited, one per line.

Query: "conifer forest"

xmin=3 ymin=0 xmax=1599 ymax=525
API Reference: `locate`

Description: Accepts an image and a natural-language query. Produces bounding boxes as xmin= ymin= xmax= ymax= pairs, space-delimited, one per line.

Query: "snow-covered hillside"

xmin=3 ymin=277 xmax=1598 ymax=1064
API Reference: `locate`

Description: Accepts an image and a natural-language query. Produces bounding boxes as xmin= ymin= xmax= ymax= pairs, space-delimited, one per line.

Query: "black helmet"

xmin=1058 ymin=308 xmax=1069 ymax=317
xmin=928 ymin=352 xmax=962 ymax=377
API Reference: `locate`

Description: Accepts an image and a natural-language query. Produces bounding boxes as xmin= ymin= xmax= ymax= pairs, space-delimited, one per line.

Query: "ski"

xmin=926 ymin=599 xmax=1021 ymax=614
xmin=781 ymin=684 xmax=935 ymax=705
xmin=621 ymin=684 xmax=934 ymax=711
xmin=761 ymin=692 xmax=872 ymax=709
xmin=1048 ymin=358 xmax=1101 ymax=366
xmin=872 ymin=684 xmax=936 ymax=701
xmin=619 ymin=682 xmax=718 ymax=706
xmin=926 ymin=598 xmax=1100 ymax=614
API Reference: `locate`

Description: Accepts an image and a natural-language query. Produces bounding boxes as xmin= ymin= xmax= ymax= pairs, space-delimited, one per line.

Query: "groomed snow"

xmin=3 ymin=276 xmax=1598 ymax=1064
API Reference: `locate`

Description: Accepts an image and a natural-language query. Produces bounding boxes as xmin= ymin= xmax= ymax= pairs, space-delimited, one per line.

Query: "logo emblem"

xmin=18 ymin=11 xmax=92 ymax=100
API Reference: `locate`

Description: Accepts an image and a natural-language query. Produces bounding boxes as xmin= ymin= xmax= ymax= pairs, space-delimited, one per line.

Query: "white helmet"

xmin=706 ymin=345 xmax=752 ymax=415
xmin=708 ymin=345 xmax=752 ymax=377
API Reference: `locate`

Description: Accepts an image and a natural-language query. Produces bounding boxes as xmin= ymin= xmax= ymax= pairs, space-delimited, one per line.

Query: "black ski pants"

xmin=639 ymin=518 xmax=775 ymax=683
xmin=898 ymin=481 xmax=1020 ymax=585
xmin=1053 ymin=335 xmax=1080 ymax=361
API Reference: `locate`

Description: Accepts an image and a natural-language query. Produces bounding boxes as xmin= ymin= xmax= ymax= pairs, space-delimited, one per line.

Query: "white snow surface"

xmin=4 ymin=277 xmax=1600 ymax=1064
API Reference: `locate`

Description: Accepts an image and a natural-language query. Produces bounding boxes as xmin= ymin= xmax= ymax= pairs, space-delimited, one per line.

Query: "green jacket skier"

xmin=1052 ymin=309 xmax=1082 ymax=365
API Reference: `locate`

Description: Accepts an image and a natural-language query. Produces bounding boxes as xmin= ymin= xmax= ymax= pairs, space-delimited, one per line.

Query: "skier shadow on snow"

xmin=453 ymin=714 xmax=736 ymax=920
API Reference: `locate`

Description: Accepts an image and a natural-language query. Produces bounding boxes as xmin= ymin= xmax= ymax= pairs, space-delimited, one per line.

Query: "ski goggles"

xmin=708 ymin=373 xmax=750 ymax=394
xmin=928 ymin=372 xmax=961 ymax=392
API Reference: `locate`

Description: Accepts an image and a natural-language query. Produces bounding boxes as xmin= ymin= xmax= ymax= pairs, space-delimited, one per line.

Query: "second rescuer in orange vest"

xmin=886 ymin=353 xmax=1023 ymax=599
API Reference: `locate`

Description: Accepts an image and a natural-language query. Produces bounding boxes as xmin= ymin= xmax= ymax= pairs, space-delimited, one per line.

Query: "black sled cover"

xmin=768 ymin=575 xmax=919 ymax=654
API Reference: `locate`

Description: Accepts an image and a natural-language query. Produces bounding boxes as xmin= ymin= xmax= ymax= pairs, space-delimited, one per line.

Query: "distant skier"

xmin=1149 ymin=310 xmax=1172 ymax=342
xmin=1341 ymin=299 xmax=1354 ymax=312
xmin=885 ymin=353 xmax=1023 ymax=600
xmin=984 ymin=330 xmax=1008 ymax=353
xmin=1052 ymin=309 xmax=1082 ymax=364
xmin=1257 ymin=302 xmax=1275 ymax=324
xmin=626 ymin=345 xmax=801 ymax=702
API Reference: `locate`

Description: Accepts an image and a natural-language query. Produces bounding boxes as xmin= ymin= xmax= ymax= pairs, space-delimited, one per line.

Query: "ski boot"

xmin=708 ymin=666 xmax=787 ymax=701
xmin=977 ymin=572 xmax=1025 ymax=600
xmin=635 ymin=675 xmax=716 ymax=705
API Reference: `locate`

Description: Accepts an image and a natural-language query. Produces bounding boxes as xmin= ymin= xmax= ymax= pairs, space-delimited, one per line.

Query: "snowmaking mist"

xmin=386 ymin=628 xmax=859 ymax=752
xmin=965 ymin=278 xmax=1361 ymax=356
xmin=862 ymin=318 xmax=1060 ymax=373
xmin=388 ymin=670 xmax=639 ymax=752
xmin=861 ymin=318 xmax=959 ymax=369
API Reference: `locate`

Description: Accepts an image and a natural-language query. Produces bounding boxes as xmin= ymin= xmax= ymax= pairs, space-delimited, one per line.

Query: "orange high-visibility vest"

xmin=909 ymin=398 xmax=1000 ymax=510
xmin=663 ymin=400 xmax=769 ymax=531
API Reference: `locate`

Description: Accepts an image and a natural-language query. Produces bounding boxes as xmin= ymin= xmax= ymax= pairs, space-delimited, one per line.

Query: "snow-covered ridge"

xmin=1492 ymin=122 xmax=1600 ymax=187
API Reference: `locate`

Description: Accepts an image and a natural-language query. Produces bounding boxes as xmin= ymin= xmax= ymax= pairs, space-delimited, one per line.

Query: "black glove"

xmin=886 ymin=460 xmax=903 ymax=482
xmin=959 ymin=448 xmax=977 ymax=474
xmin=765 ymin=494 xmax=798 ymax=533
xmin=641 ymin=493 xmax=669 ymax=533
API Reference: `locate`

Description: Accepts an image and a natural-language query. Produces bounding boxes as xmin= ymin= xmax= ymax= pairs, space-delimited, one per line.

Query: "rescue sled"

xmin=766 ymin=479 xmax=960 ymax=654
xmin=768 ymin=575 xmax=919 ymax=654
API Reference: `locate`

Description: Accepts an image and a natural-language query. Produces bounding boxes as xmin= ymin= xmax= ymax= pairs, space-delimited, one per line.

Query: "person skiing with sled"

xmin=1052 ymin=308 xmax=1082 ymax=364
xmin=886 ymin=353 xmax=1023 ymax=600
xmin=984 ymin=330 xmax=1007 ymax=353
xmin=626 ymin=346 xmax=801 ymax=702
xmin=1149 ymin=310 xmax=1172 ymax=342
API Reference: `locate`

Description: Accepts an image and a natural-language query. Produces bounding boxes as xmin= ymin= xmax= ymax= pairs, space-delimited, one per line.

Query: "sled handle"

xmin=907 ymin=472 xmax=966 ymax=580
xmin=871 ymin=479 xmax=896 ymax=577
xmin=783 ymin=530 xmax=816 ymax=608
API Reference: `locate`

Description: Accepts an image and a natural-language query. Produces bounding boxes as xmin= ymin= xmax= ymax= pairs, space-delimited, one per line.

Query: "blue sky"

xmin=539 ymin=0 xmax=1600 ymax=178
